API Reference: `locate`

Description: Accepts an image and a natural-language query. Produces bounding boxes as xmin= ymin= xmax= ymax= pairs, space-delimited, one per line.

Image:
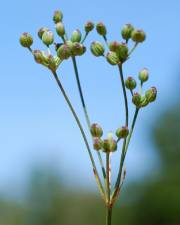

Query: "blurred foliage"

xmin=0 ymin=104 xmax=180 ymax=225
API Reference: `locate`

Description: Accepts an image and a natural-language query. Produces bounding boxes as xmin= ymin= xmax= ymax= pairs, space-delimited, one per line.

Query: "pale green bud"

xmin=19 ymin=32 xmax=33 ymax=48
xmin=90 ymin=41 xmax=105 ymax=57
xmin=71 ymin=29 xmax=82 ymax=43
xmin=121 ymin=24 xmax=134 ymax=41
xmin=53 ymin=10 xmax=63 ymax=23
xmin=106 ymin=51 xmax=120 ymax=65
xmin=131 ymin=29 xmax=146 ymax=43
xmin=139 ymin=68 xmax=149 ymax=83
xmin=42 ymin=31 xmax=54 ymax=46
xmin=56 ymin=22 xmax=65 ymax=37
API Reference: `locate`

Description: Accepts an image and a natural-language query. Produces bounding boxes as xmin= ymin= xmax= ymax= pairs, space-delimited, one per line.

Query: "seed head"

xmin=19 ymin=32 xmax=33 ymax=48
xmin=90 ymin=41 xmax=105 ymax=57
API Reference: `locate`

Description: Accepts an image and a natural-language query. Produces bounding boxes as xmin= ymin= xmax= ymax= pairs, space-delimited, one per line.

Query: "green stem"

xmin=71 ymin=56 xmax=107 ymax=181
xmin=125 ymin=108 xmax=139 ymax=153
xmin=51 ymin=71 xmax=106 ymax=201
xmin=118 ymin=64 xmax=129 ymax=126
xmin=112 ymin=108 xmax=139 ymax=201
xmin=111 ymin=64 xmax=129 ymax=202
xmin=106 ymin=206 xmax=112 ymax=225
xmin=128 ymin=42 xmax=138 ymax=57
xmin=103 ymin=35 xmax=109 ymax=47
xmin=106 ymin=153 xmax=111 ymax=204
xmin=81 ymin=32 xmax=88 ymax=44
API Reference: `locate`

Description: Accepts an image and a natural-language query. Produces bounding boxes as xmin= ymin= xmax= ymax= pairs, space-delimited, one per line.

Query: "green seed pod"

xmin=85 ymin=21 xmax=94 ymax=33
xmin=121 ymin=24 xmax=134 ymax=41
xmin=96 ymin=22 xmax=107 ymax=36
xmin=90 ymin=41 xmax=105 ymax=57
xmin=47 ymin=55 xmax=57 ymax=72
xmin=116 ymin=126 xmax=129 ymax=139
xmin=38 ymin=27 xmax=49 ymax=40
xmin=71 ymin=29 xmax=82 ymax=43
xmin=116 ymin=43 xmax=128 ymax=62
xmin=132 ymin=92 xmax=141 ymax=107
xmin=72 ymin=43 xmax=86 ymax=56
xmin=145 ymin=87 xmax=157 ymax=102
xmin=53 ymin=10 xmax=63 ymax=23
xmin=33 ymin=50 xmax=44 ymax=64
xmin=125 ymin=77 xmax=137 ymax=90
xmin=102 ymin=138 xmax=117 ymax=153
xmin=93 ymin=137 xmax=103 ymax=151
xmin=106 ymin=51 xmax=120 ymax=65
xmin=56 ymin=22 xmax=65 ymax=37
xmin=139 ymin=68 xmax=149 ymax=83
xmin=131 ymin=29 xmax=146 ymax=43
xmin=42 ymin=31 xmax=54 ymax=46
xmin=108 ymin=41 xmax=120 ymax=52
xmin=57 ymin=44 xmax=71 ymax=60
xmin=90 ymin=123 xmax=103 ymax=137
xmin=19 ymin=32 xmax=33 ymax=48
xmin=65 ymin=40 xmax=73 ymax=50
xmin=140 ymin=96 xmax=149 ymax=107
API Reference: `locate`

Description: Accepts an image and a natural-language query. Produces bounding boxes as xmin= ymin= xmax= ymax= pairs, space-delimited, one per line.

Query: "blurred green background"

xmin=0 ymin=102 xmax=180 ymax=225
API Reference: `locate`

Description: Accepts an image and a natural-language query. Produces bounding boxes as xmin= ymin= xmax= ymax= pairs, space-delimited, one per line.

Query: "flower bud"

xmin=33 ymin=50 xmax=44 ymax=64
xmin=139 ymin=68 xmax=149 ymax=83
xmin=85 ymin=21 xmax=94 ymax=33
xmin=116 ymin=43 xmax=128 ymax=62
xmin=72 ymin=43 xmax=86 ymax=56
xmin=108 ymin=41 xmax=120 ymax=52
xmin=125 ymin=77 xmax=137 ymax=90
xmin=38 ymin=27 xmax=49 ymax=40
xmin=131 ymin=29 xmax=146 ymax=43
xmin=90 ymin=123 xmax=103 ymax=137
xmin=19 ymin=32 xmax=33 ymax=48
xmin=57 ymin=44 xmax=71 ymax=60
xmin=42 ymin=31 xmax=54 ymax=46
xmin=121 ymin=24 xmax=134 ymax=41
xmin=132 ymin=92 xmax=141 ymax=107
xmin=90 ymin=41 xmax=105 ymax=57
xmin=106 ymin=51 xmax=120 ymax=65
xmin=96 ymin=22 xmax=107 ymax=36
xmin=116 ymin=126 xmax=129 ymax=139
xmin=53 ymin=10 xmax=63 ymax=23
xmin=47 ymin=55 xmax=57 ymax=72
xmin=71 ymin=29 xmax=82 ymax=43
xmin=145 ymin=87 xmax=157 ymax=102
xmin=93 ymin=137 xmax=103 ymax=151
xmin=102 ymin=138 xmax=117 ymax=153
xmin=140 ymin=96 xmax=149 ymax=107
xmin=55 ymin=22 xmax=65 ymax=37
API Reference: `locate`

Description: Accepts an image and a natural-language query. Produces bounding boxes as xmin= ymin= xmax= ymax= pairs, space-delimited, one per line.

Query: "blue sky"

xmin=0 ymin=0 xmax=180 ymax=197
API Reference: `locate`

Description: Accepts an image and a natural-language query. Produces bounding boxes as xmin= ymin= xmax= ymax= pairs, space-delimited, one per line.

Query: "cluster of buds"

xmin=91 ymin=123 xmax=117 ymax=153
xmin=19 ymin=10 xmax=95 ymax=72
xmin=125 ymin=68 xmax=157 ymax=108
xmin=91 ymin=123 xmax=130 ymax=153
xmin=90 ymin=22 xmax=146 ymax=65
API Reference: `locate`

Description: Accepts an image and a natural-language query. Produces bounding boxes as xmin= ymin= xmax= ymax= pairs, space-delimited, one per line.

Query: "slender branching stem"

xmin=112 ymin=108 xmax=139 ymax=202
xmin=81 ymin=32 xmax=88 ymax=44
xmin=128 ymin=42 xmax=138 ymax=57
xmin=103 ymin=35 xmax=109 ymax=47
xmin=106 ymin=153 xmax=111 ymax=205
xmin=111 ymin=64 xmax=129 ymax=202
xmin=106 ymin=152 xmax=112 ymax=225
xmin=51 ymin=71 xmax=106 ymax=201
xmin=71 ymin=56 xmax=107 ymax=184
xmin=124 ymin=108 xmax=139 ymax=153
xmin=118 ymin=64 xmax=129 ymax=126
